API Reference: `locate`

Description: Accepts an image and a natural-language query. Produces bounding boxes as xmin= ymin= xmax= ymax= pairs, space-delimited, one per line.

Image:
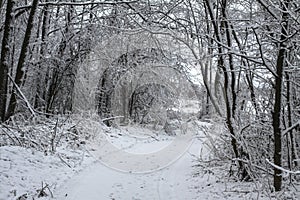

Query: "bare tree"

xmin=0 ymin=0 xmax=14 ymax=122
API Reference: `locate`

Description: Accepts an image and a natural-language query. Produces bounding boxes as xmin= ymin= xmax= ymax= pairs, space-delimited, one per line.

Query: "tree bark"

xmin=6 ymin=0 xmax=39 ymax=120
xmin=221 ymin=0 xmax=237 ymax=119
xmin=0 ymin=0 xmax=14 ymax=122
xmin=272 ymin=0 xmax=290 ymax=191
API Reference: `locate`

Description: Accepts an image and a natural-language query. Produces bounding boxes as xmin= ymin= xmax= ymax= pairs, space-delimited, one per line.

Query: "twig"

xmin=0 ymin=124 xmax=23 ymax=145
xmin=37 ymin=182 xmax=54 ymax=198
xmin=101 ymin=116 xmax=124 ymax=122
xmin=224 ymin=190 xmax=253 ymax=193
xmin=47 ymin=185 xmax=54 ymax=198
xmin=150 ymin=135 xmax=159 ymax=141
xmin=51 ymin=118 xmax=59 ymax=153
xmin=14 ymin=0 xmax=138 ymax=11
xmin=0 ymin=125 xmax=19 ymax=145
xmin=232 ymin=158 xmax=272 ymax=175
xmin=282 ymin=120 xmax=300 ymax=137
xmin=57 ymin=153 xmax=72 ymax=168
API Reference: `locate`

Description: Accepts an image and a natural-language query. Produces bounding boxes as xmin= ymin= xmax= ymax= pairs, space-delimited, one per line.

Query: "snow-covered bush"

xmin=0 ymin=113 xmax=105 ymax=153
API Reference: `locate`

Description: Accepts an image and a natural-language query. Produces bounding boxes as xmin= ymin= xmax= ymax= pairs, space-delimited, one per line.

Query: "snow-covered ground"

xmin=53 ymin=139 xmax=202 ymax=200
xmin=0 ymin=145 xmax=95 ymax=200
xmin=1 ymin=119 xmax=299 ymax=200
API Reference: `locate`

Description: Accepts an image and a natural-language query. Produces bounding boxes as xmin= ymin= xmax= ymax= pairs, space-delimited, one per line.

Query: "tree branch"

xmin=14 ymin=1 xmax=138 ymax=12
xmin=266 ymin=159 xmax=300 ymax=175
xmin=282 ymin=120 xmax=300 ymax=137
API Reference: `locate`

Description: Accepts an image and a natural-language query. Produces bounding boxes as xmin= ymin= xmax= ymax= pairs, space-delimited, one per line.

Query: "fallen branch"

xmin=101 ymin=116 xmax=124 ymax=122
xmin=7 ymin=74 xmax=36 ymax=117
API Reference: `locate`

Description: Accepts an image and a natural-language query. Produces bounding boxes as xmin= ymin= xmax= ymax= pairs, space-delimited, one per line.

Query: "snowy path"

xmin=2 ymin=121 xmax=296 ymax=200
xmin=54 ymin=134 xmax=202 ymax=200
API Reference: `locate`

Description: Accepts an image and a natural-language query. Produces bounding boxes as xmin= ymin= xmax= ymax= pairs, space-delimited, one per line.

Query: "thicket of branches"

xmin=0 ymin=0 xmax=299 ymax=192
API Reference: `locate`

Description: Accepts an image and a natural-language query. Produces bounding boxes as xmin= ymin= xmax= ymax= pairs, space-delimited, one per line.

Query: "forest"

xmin=0 ymin=0 xmax=299 ymax=199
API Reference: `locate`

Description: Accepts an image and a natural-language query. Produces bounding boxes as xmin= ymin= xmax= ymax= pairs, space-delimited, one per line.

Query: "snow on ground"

xmin=0 ymin=144 xmax=95 ymax=200
xmin=106 ymin=125 xmax=174 ymax=154
xmin=54 ymin=139 xmax=202 ymax=200
xmin=1 ymin=119 xmax=299 ymax=200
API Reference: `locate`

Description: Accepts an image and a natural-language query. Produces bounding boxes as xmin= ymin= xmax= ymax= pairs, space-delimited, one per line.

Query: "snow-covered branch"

xmin=14 ymin=1 xmax=138 ymax=11
xmin=266 ymin=159 xmax=300 ymax=175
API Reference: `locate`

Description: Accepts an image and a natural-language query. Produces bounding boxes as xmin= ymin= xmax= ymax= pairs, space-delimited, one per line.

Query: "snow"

xmin=106 ymin=126 xmax=174 ymax=154
xmin=1 ymin=120 xmax=299 ymax=200
xmin=0 ymin=145 xmax=95 ymax=200
xmin=89 ymin=124 xmax=194 ymax=173
xmin=53 ymin=135 xmax=202 ymax=200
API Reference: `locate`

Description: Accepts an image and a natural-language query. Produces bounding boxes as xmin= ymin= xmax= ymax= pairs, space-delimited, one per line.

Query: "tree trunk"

xmin=285 ymin=72 xmax=297 ymax=168
xmin=0 ymin=0 xmax=3 ymax=11
xmin=0 ymin=0 xmax=5 ymax=13
xmin=204 ymin=0 xmax=250 ymax=180
xmin=272 ymin=0 xmax=290 ymax=191
xmin=6 ymin=0 xmax=39 ymax=119
xmin=35 ymin=1 xmax=50 ymax=111
xmin=221 ymin=0 xmax=237 ymax=119
xmin=0 ymin=0 xmax=14 ymax=122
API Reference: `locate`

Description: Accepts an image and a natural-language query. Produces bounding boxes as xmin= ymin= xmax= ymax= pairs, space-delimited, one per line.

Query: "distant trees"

xmin=0 ymin=1 xmax=136 ymax=120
